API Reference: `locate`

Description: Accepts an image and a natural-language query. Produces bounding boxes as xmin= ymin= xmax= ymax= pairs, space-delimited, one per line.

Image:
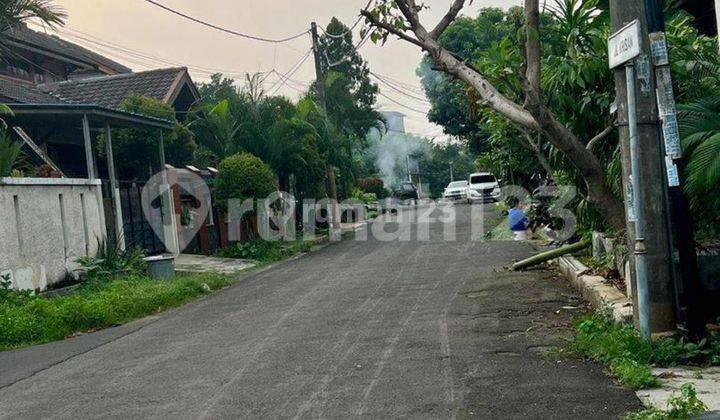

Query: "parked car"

xmin=443 ymin=180 xmax=469 ymax=201
xmin=467 ymin=172 xmax=501 ymax=203
xmin=393 ymin=181 xmax=419 ymax=201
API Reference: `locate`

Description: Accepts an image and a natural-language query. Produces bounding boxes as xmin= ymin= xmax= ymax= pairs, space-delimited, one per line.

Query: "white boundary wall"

xmin=0 ymin=178 xmax=106 ymax=291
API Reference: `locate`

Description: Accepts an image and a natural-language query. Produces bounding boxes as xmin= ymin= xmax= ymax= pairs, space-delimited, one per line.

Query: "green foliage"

xmin=214 ymin=152 xmax=277 ymax=205
xmin=357 ymin=177 xmax=389 ymax=199
xmin=0 ymin=129 xmax=22 ymax=177
xmin=0 ymin=273 xmax=231 ymax=351
xmin=0 ymin=0 xmax=66 ymax=30
xmin=75 ymin=239 xmax=147 ymax=280
xmin=189 ymin=99 xmax=240 ymax=163
xmin=418 ymin=140 xmax=477 ymax=198
xmin=626 ymin=384 xmax=707 ymax=420
xmin=571 ymin=311 xmax=659 ymax=389
xmin=317 ymin=17 xmax=384 ymax=139
xmin=677 ymin=96 xmax=720 ymax=227
xmin=217 ymin=239 xmax=313 ymax=263
xmin=351 ymin=188 xmax=377 ymax=205
xmin=572 ymin=310 xmax=720 ymax=391
xmin=100 ymin=95 xmax=196 ymax=179
xmin=266 ymin=116 xmax=326 ymax=195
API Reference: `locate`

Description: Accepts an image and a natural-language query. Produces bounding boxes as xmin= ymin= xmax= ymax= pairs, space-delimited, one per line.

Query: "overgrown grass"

xmin=570 ymin=310 xmax=720 ymax=390
xmin=571 ymin=311 xmax=660 ymax=389
xmin=0 ymin=273 xmax=232 ymax=351
xmin=625 ymin=383 xmax=707 ymax=420
xmin=217 ymin=239 xmax=315 ymax=263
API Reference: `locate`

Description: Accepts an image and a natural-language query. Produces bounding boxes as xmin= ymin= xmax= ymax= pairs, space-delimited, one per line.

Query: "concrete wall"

xmin=0 ymin=178 xmax=106 ymax=291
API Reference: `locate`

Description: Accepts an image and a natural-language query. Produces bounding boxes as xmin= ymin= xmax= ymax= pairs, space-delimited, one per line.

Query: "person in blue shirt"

xmin=507 ymin=197 xmax=530 ymax=241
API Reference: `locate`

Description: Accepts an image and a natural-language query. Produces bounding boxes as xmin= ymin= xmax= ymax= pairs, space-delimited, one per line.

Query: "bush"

xmin=357 ymin=177 xmax=389 ymax=199
xmin=351 ymin=188 xmax=377 ymax=205
xmin=75 ymin=239 xmax=148 ymax=280
xmin=217 ymin=239 xmax=313 ymax=263
xmin=0 ymin=273 xmax=232 ymax=351
xmin=214 ymin=153 xmax=277 ymax=206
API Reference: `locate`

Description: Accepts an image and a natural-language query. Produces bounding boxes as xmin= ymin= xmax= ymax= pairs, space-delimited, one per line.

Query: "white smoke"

xmin=368 ymin=130 xmax=431 ymax=189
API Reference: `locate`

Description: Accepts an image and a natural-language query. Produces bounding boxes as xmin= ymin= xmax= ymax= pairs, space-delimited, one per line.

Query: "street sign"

xmin=608 ymin=19 xmax=642 ymax=69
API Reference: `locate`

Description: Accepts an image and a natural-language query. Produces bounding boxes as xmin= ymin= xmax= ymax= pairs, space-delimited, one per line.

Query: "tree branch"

xmin=360 ymin=9 xmax=425 ymax=49
xmin=429 ymin=0 xmax=469 ymax=40
xmin=586 ymin=122 xmax=616 ymax=151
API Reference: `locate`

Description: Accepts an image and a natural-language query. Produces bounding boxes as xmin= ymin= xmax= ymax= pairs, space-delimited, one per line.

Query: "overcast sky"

xmin=39 ymin=0 xmax=520 ymax=137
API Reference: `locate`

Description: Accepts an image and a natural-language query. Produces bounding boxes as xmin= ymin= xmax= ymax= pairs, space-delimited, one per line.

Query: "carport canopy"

xmin=5 ymin=103 xmax=177 ymax=252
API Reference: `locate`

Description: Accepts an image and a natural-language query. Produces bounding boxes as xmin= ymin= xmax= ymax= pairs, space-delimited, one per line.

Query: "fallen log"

xmin=511 ymin=239 xmax=591 ymax=271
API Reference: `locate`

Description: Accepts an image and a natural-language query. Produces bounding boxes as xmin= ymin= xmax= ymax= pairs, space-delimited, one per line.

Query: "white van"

xmin=467 ymin=172 xmax=501 ymax=203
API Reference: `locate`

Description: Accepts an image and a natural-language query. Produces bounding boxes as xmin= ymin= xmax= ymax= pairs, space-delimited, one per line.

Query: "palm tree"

xmin=677 ymin=96 xmax=720 ymax=222
xmin=0 ymin=0 xmax=65 ymax=31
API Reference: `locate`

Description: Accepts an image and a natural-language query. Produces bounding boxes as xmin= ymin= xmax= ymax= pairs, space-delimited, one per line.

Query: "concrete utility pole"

xmin=610 ymin=0 xmax=676 ymax=334
xmin=311 ymin=22 xmax=340 ymax=229
xmin=643 ymin=0 xmax=706 ymax=339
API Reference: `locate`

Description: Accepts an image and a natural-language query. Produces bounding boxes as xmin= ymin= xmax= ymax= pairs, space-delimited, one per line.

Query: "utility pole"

xmin=311 ymin=21 xmax=340 ymax=229
xmin=449 ymin=162 xmax=454 ymax=182
xmin=644 ymin=0 xmax=706 ymax=339
xmin=610 ymin=0 xmax=676 ymax=335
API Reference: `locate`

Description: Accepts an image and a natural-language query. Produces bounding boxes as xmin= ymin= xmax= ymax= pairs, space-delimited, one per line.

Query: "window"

xmin=470 ymin=175 xmax=496 ymax=184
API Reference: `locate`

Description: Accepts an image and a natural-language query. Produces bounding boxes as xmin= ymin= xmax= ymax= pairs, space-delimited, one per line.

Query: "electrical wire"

xmin=370 ymin=71 xmax=430 ymax=104
xmin=58 ymin=27 xmax=272 ymax=76
xmin=372 ymin=71 xmax=426 ymax=95
xmin=143 ymin=0 xmax=309 ymax=44
xmin=377 ymin=91 xmax=429 ymax=115
xmin=268 ymin=49 xmax=313 ymax=95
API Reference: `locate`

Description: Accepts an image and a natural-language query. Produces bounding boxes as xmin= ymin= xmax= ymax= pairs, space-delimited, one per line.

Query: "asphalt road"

xmin=0 ymin=204 xmax=641 ymax=419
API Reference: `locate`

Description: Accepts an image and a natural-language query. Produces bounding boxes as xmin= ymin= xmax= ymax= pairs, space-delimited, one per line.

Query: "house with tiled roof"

xmin=0 ymin=25 xmax=205 ymax=262
xmin=0 ymin=24 xmax=200 ymax=117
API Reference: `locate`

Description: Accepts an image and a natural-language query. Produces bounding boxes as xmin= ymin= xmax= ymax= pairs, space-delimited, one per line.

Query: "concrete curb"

xmin=555 ymin=255 xmax=633 ymax=324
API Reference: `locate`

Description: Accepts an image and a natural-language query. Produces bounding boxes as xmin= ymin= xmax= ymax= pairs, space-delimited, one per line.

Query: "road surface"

xmin=0 ymin=204 xmax=641 ymax=418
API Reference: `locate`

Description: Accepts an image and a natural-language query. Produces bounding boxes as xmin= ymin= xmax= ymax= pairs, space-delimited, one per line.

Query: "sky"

xmin=35 ymin=0 xmax=520 ymax=138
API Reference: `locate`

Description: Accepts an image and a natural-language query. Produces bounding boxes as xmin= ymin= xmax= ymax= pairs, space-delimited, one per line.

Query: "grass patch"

xmin=626 ymin=383 xmax=707 ymax=420
xmin=0 ymin=273 xmax=232 ymax=351
xmin=570 ymin=310 xmax=720 ymax=390
xmin=217 ymin=239 xmax=315 ymax=263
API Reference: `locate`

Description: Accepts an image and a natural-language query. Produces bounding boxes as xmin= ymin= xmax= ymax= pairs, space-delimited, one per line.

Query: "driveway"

xmin=0 ymin=204 xmax=641 ymax=419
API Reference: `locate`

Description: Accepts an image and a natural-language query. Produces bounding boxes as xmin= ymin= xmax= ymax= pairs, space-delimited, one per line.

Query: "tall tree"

xmin=314 ymin=18 xmax=385 ymax=200
xmin=362 ymin=0 xmax=626 ymax=229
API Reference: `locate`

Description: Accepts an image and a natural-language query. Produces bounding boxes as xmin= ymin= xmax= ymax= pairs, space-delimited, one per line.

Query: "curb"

xmin=555 ymin=255 xmax=633 ymax=324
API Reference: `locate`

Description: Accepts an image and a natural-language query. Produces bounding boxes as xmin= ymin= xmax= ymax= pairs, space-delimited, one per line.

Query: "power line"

xmin=370 ymin=71 xmax=431 ymax=104
xmin=268 ymin=49 xmax=313 ymax=95
xmin=58 ymin=27 xmax=272 ymax=76
xmin=377 ymin=91 xmax=429 ymax=115
xmin=143 ymin=0 xmax=310 ymax=44
xmin=372 ymin=72 xmax=426 ymax=95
